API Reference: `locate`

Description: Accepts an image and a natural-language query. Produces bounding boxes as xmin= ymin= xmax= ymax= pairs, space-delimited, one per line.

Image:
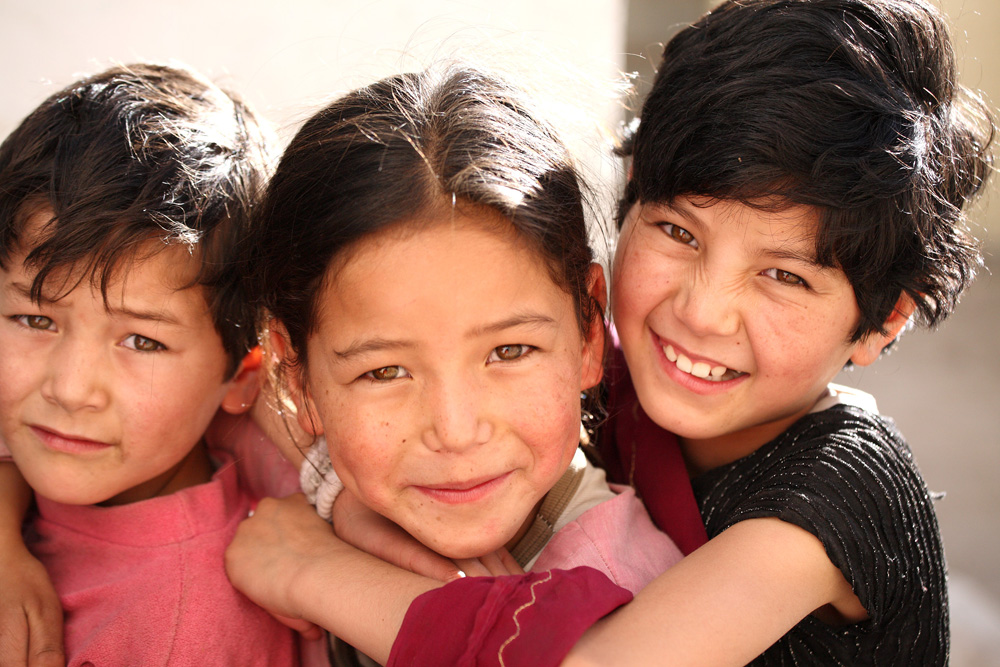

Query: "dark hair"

xmin=0 ymin=63 xmax=273 ymax=375
xmin=251 ymin=63 xmax=597 ymax=372
xmin=620 ymin=0 xmax=994 ymax=340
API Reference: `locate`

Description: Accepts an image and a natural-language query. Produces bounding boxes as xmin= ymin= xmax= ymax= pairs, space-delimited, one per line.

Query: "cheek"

xmin=509 ymin=374 xmax=581 ymax=479
xmin=611 ymin=250 xmax=664 ymax=327
xmin=325 ymin=408 xmax=408 ymax=503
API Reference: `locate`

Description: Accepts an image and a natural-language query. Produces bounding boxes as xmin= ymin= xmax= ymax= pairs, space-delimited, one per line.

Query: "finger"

xmin=272 ymin=613 xmax=324 ymax=641
xmin=0 ymin=611 xmax=28 ymax=667
xmin=397 ymin=547 xmax=465 ymax=583
xmin=452 ymin=557 xmax=492 ymax=578
xmin=497 ymin=548 xmax=524 ymax=575
xmin=477 ymin=551 xmax=516 ymax=577
xmin=26 ymin=602 xmax=64 ymax=667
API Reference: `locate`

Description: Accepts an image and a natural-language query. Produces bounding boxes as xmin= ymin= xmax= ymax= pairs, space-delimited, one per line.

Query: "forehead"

xmin=314 ymin=213 xmax=570 ymax=335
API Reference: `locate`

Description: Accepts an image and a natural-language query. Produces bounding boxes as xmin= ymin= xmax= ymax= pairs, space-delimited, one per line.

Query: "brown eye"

xmin=26 ymin=315 xmax=54 ymax=330
xmin=489 ymin=344 xmax=531 ymax=362
xmin=366 ymin=366 xmax=410 ymax=381
xmin=124 ymin=334 xmax=165 ymax=352
xmin=761 ymin=268 xmax=809 ymax=288
xmin=661 ymin=223 xmax=698 ymax=248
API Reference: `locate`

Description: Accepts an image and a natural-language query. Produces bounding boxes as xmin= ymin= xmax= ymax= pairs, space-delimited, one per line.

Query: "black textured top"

xmin=691 ymin=405 xmax=948 ymax=666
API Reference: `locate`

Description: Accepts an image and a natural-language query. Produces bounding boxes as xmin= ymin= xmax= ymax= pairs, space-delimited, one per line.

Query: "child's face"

xmin=291 ymin=215 xmax=604 ymax=560
xmin=612 ymin=197 xmax=890 ymax=470
xmin=0 ymin=209 xmax=253 ymax=505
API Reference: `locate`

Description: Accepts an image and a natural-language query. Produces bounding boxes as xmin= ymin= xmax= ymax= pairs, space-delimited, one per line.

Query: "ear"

xmin=849 ymin=293 xmax=916 ymax=367
xmin=580 ymin=263 xmax=608 ymax=390
xmin=220 ymin=346 xmax=262 ymax=415
xmin=268 ymin=320 xmax=325 ymax=436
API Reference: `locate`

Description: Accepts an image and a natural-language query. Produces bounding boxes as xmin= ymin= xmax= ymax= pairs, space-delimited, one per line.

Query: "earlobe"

xmin=580 ymin=263 xmax=608 ymax=390
xmin=849 ymin=293 xmax=916 ymax=367
xmin=268 ymin=321 xmax=325 ymax=437
xmin=220 ymin=346 xmax=263 ymax=415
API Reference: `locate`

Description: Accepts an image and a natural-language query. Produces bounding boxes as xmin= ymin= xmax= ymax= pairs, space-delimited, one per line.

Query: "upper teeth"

xmin=664 ymin=345 xmax=729 ymax=380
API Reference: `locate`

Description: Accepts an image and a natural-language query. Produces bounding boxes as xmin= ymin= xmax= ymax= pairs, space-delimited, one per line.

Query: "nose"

xmin=672 ymin=269 xmax=742 ymax=338
xmin=41 ymin=337 xmax=110 ymax=412
xmin=421 ymin=375 xmax=493 ymax=453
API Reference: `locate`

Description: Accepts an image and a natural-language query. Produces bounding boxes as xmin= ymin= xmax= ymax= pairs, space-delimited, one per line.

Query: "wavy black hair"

xmin=0 ymin=63 xmax=273 ymax=375
xmin=620 ymin=0 xmax=994 ymax=340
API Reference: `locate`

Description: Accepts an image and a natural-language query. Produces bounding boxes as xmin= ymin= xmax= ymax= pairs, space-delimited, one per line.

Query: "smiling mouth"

xmin=662 ymin=344 xmax=745 ymax=382
xmin=31 ymin=426 xmax=111 ymax=454
xmin=416 ymin=472 xmax=511 ymax=505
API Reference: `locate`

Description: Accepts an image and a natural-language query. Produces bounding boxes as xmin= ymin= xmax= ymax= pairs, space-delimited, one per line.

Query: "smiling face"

xmin=612 ymin=197 xmax=902 ymax=473
xmin=0 ymin=209 xmax=253 ymax=506
xmin=289 ymin=213 xmax=604 ymax=560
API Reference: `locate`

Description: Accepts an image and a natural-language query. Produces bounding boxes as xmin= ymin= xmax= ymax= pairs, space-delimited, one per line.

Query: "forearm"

xmin=293 ymin=539 xmax=440 ymax=664
xmin=563 ymin=518 xmax=855 ymax=666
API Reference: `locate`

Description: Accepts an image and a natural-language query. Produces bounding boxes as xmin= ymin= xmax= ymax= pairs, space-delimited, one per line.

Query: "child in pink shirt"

xmin=0 ymin=63 xmax=300 ymax=666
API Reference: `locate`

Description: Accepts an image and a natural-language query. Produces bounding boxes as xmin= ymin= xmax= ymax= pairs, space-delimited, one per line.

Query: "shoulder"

xmin=697 ymin=405 xmax=946 ymax=625
xmin=533 ymin=486 xmax=683 ymax=594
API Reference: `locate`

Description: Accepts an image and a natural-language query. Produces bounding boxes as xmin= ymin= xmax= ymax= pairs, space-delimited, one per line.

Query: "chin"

xmin=418 ymin=530 xmax=511 ymax=561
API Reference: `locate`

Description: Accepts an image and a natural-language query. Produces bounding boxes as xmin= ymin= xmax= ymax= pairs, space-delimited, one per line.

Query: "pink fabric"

xmin=29 ymin=455 xmax=299 ymax=667
xmin=203 ymin=411 xmax=301 ymax=500
xmin=532 ymin=484 xmax=682 ymax=593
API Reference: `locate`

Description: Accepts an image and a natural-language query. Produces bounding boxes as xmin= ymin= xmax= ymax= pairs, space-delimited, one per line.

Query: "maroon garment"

xmin=389 ymin=344 xmax=707 ymax=666
xmin=600 ymin=346 xmax=708 ymax=555
xmin=388 ymin=568 xmax=633 ymax=666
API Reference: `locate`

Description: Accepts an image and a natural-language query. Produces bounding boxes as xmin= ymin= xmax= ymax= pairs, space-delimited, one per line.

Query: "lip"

xmin=414 ymin=471 xmax=512 ymax=505
xmin=651 ymin=333 xmax=748 ymax=395
xmin=30 ymin=426 xmax=112 ymax=454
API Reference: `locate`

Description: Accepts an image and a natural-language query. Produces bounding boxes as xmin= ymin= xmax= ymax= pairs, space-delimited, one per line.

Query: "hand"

xmin=332 ymin=490 xmax=524 ymax=579
xmin=0 ymin=542 xmax=65 ymax=667
xmin=225 ymin=494 xmax=339 ymax=640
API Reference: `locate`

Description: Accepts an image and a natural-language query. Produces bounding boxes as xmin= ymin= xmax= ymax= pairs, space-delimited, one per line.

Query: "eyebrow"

xmin=469 ymin=313 xmax=558 ymax=338
xmin=330 ymin=313 xmax=558 ymax=362
xmin=762 ymin=247 xmax=822 ymax=267
xmin=7 ymin=281 xmax=184 ymax=326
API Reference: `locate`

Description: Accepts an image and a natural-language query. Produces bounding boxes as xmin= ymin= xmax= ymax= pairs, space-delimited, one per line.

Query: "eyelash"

xmin=121 ymin=333 xmax=167 ymax=352
xmin=11 ymin=316 xmax=167 ymax=352
xmin=361 ymin=344 xmax=536 ymax=383
xmin=760 ymin=268 xmax=810 ymax=288
xmin=13 ymin=314 xmax=56 ymax=331
xmin=659 ymin=223 xmax=699 ymax=248
xmin=654 ymin=224 xmax=812 ymax=289
xmin=363 ymin=366 xmax=411 ymax=382
xmin=487 ymin=344 xmax=535 ymax=363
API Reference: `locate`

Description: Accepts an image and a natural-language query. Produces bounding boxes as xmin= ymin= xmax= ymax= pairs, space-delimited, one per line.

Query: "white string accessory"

xmin=299 ymin=437 xmax=343 ymax=522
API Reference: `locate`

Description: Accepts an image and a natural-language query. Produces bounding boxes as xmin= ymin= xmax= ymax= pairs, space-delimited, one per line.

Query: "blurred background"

xmin=2 ymin=0 xmax=997 ymax=663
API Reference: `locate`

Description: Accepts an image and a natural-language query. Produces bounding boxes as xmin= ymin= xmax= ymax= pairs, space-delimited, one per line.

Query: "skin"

xmin=0 ymin=210 xmax=258 ymax=506
xmin=287 ymin=212 xmax=604 ymax=560
xmin=0 ymin=462 xmax=64 ymax=667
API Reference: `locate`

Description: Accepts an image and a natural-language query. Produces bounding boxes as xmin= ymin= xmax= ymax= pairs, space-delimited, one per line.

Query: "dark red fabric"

xmin=601 ymin=347 xmax=708 ymax=555
xmin=387 ymin=568 xmax=633 ymax=667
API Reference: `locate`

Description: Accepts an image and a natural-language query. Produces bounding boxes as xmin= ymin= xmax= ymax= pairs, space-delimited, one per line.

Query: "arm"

xmin=0 ymin=461 xmax=65 ymax=667
xmin=225 ymin=493 xmax=439 ymax=665
xmin=564 ymin=517 xmax=863 ymax=666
